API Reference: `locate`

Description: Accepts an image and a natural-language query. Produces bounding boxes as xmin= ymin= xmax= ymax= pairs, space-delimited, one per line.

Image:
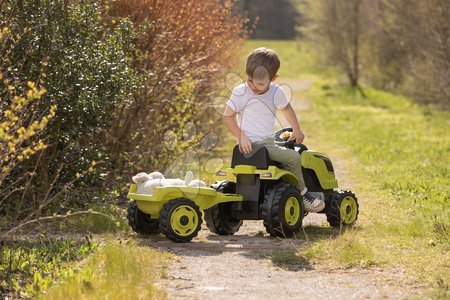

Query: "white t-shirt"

xmin=226 ymin=82 xmax=290 ymax=142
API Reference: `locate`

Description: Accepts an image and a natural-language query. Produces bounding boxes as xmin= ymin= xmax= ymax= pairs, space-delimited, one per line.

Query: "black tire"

xmin=326 ymin=190 xmax=359 ymax=228
xmin=262 ymin=182 xmax=304 ymax=238
xmin=159 ymin=198 xmax=202 ymax=243
xmin=204 ymin=181 xmax=242 ymax=235
xmin=127 ymin=201 xmax=160 ymax=235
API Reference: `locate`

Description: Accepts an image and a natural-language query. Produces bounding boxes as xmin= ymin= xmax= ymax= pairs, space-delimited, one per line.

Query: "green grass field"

xmin=302 ymin=81 xmax=449 ymax=297
xmin=240 ymin=40 xmax=449 ymax=297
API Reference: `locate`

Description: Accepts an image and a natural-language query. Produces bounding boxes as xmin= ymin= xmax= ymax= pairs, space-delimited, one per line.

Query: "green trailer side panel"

xmin=127 ymin=184 xmax=243 ymax=218
xmin=301 ymin=151 xmax=338 ymax=189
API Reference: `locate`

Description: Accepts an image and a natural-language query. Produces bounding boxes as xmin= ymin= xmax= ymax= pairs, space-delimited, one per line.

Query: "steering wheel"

xmin=274 ymin=127 xmax=296 ymax=148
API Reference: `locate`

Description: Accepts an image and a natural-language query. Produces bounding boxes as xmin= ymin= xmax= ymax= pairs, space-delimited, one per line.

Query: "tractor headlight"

xmin=215 ymin=170 xmax=227 ymax=176
xmin=260 ymin=172 xmax=273 ymax=178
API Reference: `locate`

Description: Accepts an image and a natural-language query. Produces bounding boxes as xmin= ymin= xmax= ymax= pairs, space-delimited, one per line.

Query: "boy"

xmin=223 ymin=47 xmax=325 ymax=212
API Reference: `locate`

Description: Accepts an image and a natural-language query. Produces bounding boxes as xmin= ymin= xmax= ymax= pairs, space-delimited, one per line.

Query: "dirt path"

xmin=145 ymin=219 xmax=418 ymax=299
xmin=144 ymin=78 xmax=422 ymax=299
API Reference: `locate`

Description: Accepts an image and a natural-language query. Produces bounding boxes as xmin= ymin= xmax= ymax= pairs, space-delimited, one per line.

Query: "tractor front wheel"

xmin=326 ymin=190 xmax=359 ymax=228
xmin=160 ymin=198 xmax=202 ymax=243
xmin=262 ymin=182 xmax=304 ymax=238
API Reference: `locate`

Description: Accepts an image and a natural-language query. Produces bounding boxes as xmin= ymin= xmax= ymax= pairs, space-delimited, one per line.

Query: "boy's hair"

xmin=246 ymin=47 xmax=280 ymax=80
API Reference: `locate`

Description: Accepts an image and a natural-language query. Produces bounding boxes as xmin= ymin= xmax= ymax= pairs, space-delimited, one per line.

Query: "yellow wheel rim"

xmin=284 ymin=196 xmax=300 ymax=225
xmin=170 ymin=205 xmax=198 ymax=237
xmin=340 ymin=196 xmax=358 ymax=224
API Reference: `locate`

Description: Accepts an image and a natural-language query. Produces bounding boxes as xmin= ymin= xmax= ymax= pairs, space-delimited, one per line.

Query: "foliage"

xmin=0 ymin=0 xmax=246 ymax=227
xmin=0 ymin=0 xmax=137 ymax=224
xmin=0 ymin=79 xmax=56 ymax=186
xmin=0 ymin=238 xmax=98 ymax=298
xmin=304 ymin=0 xmax=450 ymax=107
xmin=369 ymin=0 xmax=450 ymax=105
xmin=306 ymin=0 xmax=365 ymax=88
xmin=56 ymin=199 xmax=129 ymax=234
xmin=0 ymin=25 xmax=59 ymax=225
xmin=42 ymin=240 xmax=172 ymax=299
xmin=105 ymin=0 xmax=248 ymax=177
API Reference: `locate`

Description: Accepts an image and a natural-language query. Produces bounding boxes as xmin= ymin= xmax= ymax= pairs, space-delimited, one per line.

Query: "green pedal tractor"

xmin=126 ymin=127 xmax=359 ymax=242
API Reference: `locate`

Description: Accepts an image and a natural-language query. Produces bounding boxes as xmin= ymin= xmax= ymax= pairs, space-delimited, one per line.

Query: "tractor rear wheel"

xmin=205 ymin=181 xmax=242 ymax=235
xmin=127 ymin=201 xmax=160 ymax=235
xmin=262 ymin=182 xmax=303 ymax=238
xmin=159 ymin=198 xmax=202 ymax=243
xmin=326 ymin=190 xmax=359 ymax=228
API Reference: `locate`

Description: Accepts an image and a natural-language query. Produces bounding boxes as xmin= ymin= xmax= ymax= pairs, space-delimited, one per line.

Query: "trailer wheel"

xmin=127 ymin=201 xmax=160 ymax=235
xmin=160 ymin=198 xmax=202 ymax=243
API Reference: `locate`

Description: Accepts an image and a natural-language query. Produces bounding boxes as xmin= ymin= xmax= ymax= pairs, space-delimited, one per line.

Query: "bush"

xmin=0 ymin=0 xmax=246 ymax=227
xmin=0 ymin=0 xmax=137 ymax=224
xmin=105 ymin=0 xmax=247 ymax=176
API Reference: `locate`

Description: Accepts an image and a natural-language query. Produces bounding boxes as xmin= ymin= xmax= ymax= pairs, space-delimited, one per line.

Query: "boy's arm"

xmin=280 ymin=103 xmax=305 ymax=143
xmin=223 ymin=106 xmax=253 ymax=154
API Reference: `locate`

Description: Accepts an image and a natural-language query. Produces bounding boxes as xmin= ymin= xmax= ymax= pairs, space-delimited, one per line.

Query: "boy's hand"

xmin=288 ymin=129 xmax=305 ymax=144
xmin=239 ymin=133 xmax=253 ymax=154
xmin=281 ymin=104 xmax=305 ymax=144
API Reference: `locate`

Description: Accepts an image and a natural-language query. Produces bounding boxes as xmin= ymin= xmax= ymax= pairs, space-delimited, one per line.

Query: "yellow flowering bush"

xmin=0 ymin=79 xmax=57 ymax=186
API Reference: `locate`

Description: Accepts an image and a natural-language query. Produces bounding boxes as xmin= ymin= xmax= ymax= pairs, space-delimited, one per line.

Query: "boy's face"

xmin=246 ymin=75 xmax=271 ymax=95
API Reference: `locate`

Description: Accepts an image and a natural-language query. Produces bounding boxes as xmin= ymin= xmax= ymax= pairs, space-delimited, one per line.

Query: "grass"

xmin=298 ymin=80 xmax=449 ymax=296
xmin=233 ymin=40 xmax=330 ymax=78
xmin=56 ymin=203 xmax=129 ymax=234
xmin=264 ymin=250 xmax=311 ymax=271
xmin=0 ymin=238 xmax=98 ymax=298
xmin=41 ymin=239 xmax=172 ymax=299
xmin=0 ymin=194 xmax=167 ymax=299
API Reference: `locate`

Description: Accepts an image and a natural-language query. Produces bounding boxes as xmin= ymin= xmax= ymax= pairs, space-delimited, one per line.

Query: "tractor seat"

xmin=231 ymin=144 xmax=283 ymax=169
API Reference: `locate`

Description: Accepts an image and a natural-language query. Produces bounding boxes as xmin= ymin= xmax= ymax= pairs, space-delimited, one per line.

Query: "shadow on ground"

xmin=134 ymin=219 xmax=358 ymax=272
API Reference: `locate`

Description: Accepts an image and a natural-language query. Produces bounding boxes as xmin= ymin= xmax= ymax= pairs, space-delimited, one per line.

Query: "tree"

xmin=380 ymin=0 xmax=450 ymax=104
xmin=307 ymin=0 xmax=449 ymax=106
xmin=308 ymin=0 xmax=366 ymax=93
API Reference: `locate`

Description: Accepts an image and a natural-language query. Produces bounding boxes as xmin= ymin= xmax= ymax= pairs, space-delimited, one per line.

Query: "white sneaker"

xmin=302 ymin=191 xmax=325 ymax=213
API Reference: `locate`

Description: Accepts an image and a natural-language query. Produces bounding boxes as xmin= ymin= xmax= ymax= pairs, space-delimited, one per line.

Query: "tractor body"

xmin=126 ymin=127 xmax=359 ymax=242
